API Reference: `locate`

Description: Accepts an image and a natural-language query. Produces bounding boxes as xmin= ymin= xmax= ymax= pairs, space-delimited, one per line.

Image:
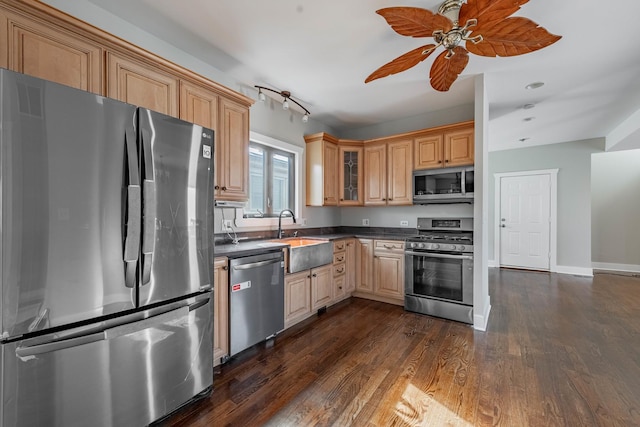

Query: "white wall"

xmin=591 ymin=149 xmax=640 ymax=272
xmin=488 ymin=139 xmax=605 ymax=272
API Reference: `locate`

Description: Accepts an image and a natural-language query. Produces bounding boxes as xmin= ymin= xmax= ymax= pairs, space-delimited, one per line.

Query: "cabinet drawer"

xmin=333 ymin=263 xmax=346 ymax=276
xmin=374 ymin=240 xmax=404 ymax=251
xmin=333 ymin=240 xmax=346 ymax=251
xmin=333 ymin=252 xmax=346 ymax=264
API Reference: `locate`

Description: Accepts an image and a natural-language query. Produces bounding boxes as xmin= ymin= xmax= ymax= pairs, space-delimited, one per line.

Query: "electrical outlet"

xmin=400 ymin=220 xmax=409 ymax=227
xmin=222 ymin=220 xmax=232 ymax=230
xmin=300 ymin=218 xmax=308 ymax=226
xmin=362 ymin=219 xmax=370 ymax=226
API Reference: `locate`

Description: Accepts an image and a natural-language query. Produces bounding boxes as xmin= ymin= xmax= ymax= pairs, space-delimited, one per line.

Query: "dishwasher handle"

xmin=232 ymin=258 xmax=282 ymax=271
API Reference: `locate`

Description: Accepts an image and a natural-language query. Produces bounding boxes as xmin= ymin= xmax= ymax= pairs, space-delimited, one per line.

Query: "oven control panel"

xmin=406 ymin=242 xmax=473 ymax=253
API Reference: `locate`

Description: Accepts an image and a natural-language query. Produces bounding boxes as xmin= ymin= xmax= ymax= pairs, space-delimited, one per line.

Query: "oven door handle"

xmin=405 ymin=251 xmax=473 ymax=260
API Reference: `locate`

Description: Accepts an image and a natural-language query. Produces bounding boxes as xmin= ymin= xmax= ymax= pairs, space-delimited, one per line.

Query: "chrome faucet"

xmin=277 ymin=209 xmax=297 ymax=239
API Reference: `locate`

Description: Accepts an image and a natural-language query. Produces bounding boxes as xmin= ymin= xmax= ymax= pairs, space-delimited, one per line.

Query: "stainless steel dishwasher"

xmin=229 ymin=250 xmax=285 ymax=356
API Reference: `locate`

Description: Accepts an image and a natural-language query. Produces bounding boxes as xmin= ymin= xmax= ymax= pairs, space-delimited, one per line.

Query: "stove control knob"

xmin=432 ymin=244 xmax=440 ymax=249
xmin=458 ymin=245 xmax=466 ymax=251
xmin=447 ymin=244 xmax=456 ymax=251
xmin=410 ymin=242 xmax=416 ymax=248
xmin=418 ymin=243 xmax=425 ymax=249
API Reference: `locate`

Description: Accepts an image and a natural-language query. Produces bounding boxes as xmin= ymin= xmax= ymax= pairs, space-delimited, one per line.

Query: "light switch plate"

xmin=400 ymin=220 xmax=409 ymax=227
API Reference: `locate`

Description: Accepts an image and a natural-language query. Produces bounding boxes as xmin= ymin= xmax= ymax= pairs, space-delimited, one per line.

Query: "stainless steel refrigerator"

xmin=0 ymin=68 xmax=215 ymax=426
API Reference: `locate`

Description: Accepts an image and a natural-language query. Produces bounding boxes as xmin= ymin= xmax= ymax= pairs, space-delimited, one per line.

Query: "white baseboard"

xmin=473 ymin=299 xmax=491 ymax=331
xmin=555 ymin=265 xmax=593 ymax=277
xmin=592 ymin=262 xmax=640 ymax=274
xmin=488 ymin=259 xmax=498 ymax=268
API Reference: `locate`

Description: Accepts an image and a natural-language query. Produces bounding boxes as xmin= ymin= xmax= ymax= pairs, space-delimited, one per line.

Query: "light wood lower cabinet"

xmin=213 ymin=257 xmax=229 ymax=367
xmin=354 ymin=239 xmax=404 ymax=305
xmin=373 ymin=240 xmax=405 ymax=301
xmin=356 ymin=239 xmax=374 ymax=293
xmin=311 ymin=264 xmax=333 ymax=311
xmin=284 ymin=270 xmax=312 ymax=327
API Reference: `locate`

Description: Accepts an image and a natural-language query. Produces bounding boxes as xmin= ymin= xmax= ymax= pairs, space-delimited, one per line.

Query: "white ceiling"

xmin=84 ymin=0 xmax=640 ymax=151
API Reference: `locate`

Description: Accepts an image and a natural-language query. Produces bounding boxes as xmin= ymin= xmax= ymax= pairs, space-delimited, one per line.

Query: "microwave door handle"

xmin=461 ymin=170 xmax=466 ymax=195
xmin=405 ymin=251 xmax=473 ymax=260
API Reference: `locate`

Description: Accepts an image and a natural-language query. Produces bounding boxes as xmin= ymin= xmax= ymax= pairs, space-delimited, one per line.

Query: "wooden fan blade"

xmin=466 ymin=17 xmax=561 ymax=57
xmin=365 ymin=44 xmax=438 ymax=83
xmin=459 ymin=0 xmax=530 ymax=27
xmin=376 ymin=7 xmax=452 ymax=38
xmin=429 ymin=47 xmax=469 ymax=92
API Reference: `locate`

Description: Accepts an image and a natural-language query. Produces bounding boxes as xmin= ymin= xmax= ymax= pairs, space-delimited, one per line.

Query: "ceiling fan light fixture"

xmin=525 ymin=82 xmax=545 ymax=90
xmin=519 ymin=137 xmax=531 ymax=142
xmin=523 ymin=103 xmax=536 ymax=110
xmin=258 ymin=88 xmax=266 ymax=102
xmin=523 ymin=117 xmax=536 ymax=122
xmin=302 ymin=113 xmax=309 ymax=123
xmin=365 ymin=1 xmax=561 ymax=92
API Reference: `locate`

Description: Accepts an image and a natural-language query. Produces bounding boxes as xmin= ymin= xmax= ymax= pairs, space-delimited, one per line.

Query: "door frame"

xmin=493 ymin=169 xmax=559 ymax=272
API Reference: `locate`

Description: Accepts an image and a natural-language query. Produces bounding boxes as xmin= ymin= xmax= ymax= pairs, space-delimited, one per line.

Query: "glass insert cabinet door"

xmin=339 ymin=146 xmax=363 ymax=205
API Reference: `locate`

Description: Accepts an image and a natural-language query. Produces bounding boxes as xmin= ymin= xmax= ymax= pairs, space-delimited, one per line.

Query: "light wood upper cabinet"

xmin=414 ymin=122 xmax=474 ymax=170
xmin=179 ymin=80 xmax=218 ymax=129
xmin=445 ymin=127 xmax=475 ymax=167
xmin=107 ymin=52 xmax=179 ymax=116
xmin=305 ymin=133 xmax=339 ymax=206
xmin=213 ymin=257 xmax=229 ymax=367
xmin=363 ymin=143 xmax=387 ymax=206
xmin=217 ymin=97 xmax=249 ymax=201
xmin=414 ymin=134 xmax=444 ymax=169
xmin=364 ymin=139 xmax=412 ymax=206
xmin=338 ymin=145 xmax=363 ymax=206
xmin=387 ymin=139 xmax=413 ymax=205
xmin=4 ymin=9 xmax=102 ymax=93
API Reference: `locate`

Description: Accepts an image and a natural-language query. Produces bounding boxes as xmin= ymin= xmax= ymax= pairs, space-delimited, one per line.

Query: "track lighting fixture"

xmin=255 ymin=85 xmax=310 ymax=123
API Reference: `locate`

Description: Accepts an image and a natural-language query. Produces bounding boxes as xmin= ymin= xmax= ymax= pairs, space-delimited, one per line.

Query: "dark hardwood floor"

xmin=162 ymin=269 xmax=640 ymax=426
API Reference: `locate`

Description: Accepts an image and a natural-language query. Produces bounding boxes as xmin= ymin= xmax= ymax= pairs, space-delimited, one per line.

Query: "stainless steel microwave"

xmin=413 ymin=166 xmax=474 ymax=204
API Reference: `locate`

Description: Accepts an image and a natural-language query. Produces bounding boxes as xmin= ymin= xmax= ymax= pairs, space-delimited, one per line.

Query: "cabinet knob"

xmin=222 ymin=266 xmax=228 ymax=271
xmin=214 ymin=185 xmax=220 ymax=190
xmin=438 ymin=160 xmax=442 ymax=164
xmin=382 ymin=198 xmax=386 ymax=201
xmin=312 ymin=273 xmax=317 ymax=277
xmin=339 ymin=286 xmax=342 ymax=290
xmin=340 ymin=198 xmax=344 ymax=201
xmin=445 ymin=159 xmax=449 ymax=163
xmin=307 ymin=275 xmax=311 ymax=278
xmin=389 ymin=198 xmax=393 ymax=201
xmin=222 ymin=186 xmax=228 ymax=191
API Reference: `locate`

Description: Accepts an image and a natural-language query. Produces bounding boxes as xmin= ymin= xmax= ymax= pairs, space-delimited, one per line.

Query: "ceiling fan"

xmin=365 ymin=0 xmax=561 ymax=92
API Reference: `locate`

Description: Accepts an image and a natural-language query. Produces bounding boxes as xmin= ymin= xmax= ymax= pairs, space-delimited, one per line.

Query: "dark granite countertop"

xmin=214 ymin=227 xmax=417 ymax=259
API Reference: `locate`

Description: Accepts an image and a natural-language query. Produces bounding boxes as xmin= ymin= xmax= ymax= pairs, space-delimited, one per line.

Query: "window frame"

xmin=234 ymin=131 xmax=303 ymax=228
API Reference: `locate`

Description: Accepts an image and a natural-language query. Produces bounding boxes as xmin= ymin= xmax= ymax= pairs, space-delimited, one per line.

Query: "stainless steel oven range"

xmin=404 ymin=217 xmax=474 ymax=324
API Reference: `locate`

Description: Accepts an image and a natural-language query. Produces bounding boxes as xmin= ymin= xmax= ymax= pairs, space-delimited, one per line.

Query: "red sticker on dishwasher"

xmin=232 ymin=281 xmax=251 ymax=292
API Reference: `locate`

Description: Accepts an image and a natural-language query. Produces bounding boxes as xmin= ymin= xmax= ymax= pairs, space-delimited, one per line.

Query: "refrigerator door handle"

xmin=140 ymin=123 xmax=156 ymax=288
xmin=124 ymin=127 xmax=141 ymax=288
xmin=105 ymin=306 xmax=188 ymax=340
xmin=142 ymin=179 xmax=156 ymax=286
xmin=15 ymin=332 xmax=106 ymax=358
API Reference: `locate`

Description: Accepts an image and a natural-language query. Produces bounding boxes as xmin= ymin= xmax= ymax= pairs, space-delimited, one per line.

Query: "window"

xmin=234 ymin=131 xmax=303 ymax=228
xmin=245 ymin=142 xmax=295 ymax=218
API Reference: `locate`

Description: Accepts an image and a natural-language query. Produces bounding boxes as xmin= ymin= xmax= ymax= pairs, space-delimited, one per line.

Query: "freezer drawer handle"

xmin=232 ymin=258 xmax=281 ymax=271
xmin=105 ymin=306 xmax=189 ymax=340
xmin=16 ymin=332 xmax=106 ymax=358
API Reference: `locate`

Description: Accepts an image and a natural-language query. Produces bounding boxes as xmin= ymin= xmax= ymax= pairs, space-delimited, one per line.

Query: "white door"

xmin=499 ymin=174 xmax=551 ymax=270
